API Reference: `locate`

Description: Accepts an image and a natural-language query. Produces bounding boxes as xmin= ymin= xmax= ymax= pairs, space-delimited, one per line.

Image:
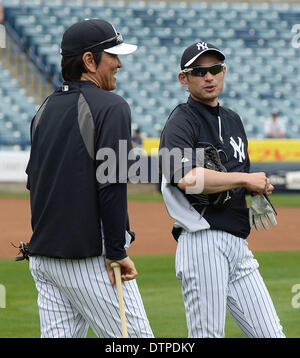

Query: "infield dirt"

xmin=0 ymin=198 xmax=299 ymax=258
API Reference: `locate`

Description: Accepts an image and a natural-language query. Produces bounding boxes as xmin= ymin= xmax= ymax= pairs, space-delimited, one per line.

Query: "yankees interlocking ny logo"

xmin=230 ymin=137 xmax=245 ymax=163
xmin=196 ymin=42 xmax=208 ymax=51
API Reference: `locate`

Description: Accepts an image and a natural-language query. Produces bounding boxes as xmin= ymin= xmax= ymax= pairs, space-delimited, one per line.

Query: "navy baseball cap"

xmin=180 ymin=41 xmax=225 ymax=70
xmin=61 ymin=19 xmax=137 ymax=57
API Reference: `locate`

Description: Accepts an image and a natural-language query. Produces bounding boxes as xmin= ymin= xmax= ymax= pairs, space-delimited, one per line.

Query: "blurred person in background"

xmin=264 ymin=112 xmax=286 ymax=138
xmin=0 ymin=2 xmax=4 ymax=24
xmin=132 ymin=128 xmax=143 ymax=147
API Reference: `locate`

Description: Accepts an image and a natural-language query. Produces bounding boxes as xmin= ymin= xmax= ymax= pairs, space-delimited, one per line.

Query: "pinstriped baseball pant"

xmin=29 ymin=255 xmax=154 ymax=338
xmin=175 ymin=230 xmax=285 ymax=338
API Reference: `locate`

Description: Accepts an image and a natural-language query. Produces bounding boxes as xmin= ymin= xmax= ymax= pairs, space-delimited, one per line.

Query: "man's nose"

xmin=203 ymin=71 xmax=214 ymax=80
xmin=117 ymin=56 xmax=122 ymax=68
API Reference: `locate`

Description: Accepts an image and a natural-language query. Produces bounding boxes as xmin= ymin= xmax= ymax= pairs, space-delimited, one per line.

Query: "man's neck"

xmin=190 ymin=93 xmax=218 ymax=107
xmin=80 ymin=73 xmax=101 ymax=88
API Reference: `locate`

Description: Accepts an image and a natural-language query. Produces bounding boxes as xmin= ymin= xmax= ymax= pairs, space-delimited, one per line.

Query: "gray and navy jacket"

xmin=26 ymin=81 xmax=134 ymax=259
xmin=159 ymin=96 xmax=251 ymax=240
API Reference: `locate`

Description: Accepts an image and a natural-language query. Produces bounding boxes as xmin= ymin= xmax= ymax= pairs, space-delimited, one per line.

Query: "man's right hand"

xmin=244 ymin=172 xmax=274 ymax=195
xmin=106 ymin=256 xmax=138 ymax=285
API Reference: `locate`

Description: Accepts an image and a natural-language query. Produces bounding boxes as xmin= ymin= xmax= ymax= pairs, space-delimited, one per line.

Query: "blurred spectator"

xmin=0 ymin=2 xmax=4 ymax=24
xmin=132 ymin=128 xmax=142 ymax=147
xmin=264 ymin=112 xmax=286 ymax=138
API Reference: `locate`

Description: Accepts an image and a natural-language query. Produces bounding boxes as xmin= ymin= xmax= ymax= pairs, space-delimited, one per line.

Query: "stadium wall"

xmin=1 ymin=144 xmax=300 ymax=193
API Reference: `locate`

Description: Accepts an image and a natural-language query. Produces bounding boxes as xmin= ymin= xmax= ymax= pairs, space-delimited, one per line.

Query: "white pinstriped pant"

xmin=175 ymin=230 xmax=285 ymax=338
xmin=29 ymin=255 xmax=154 ymax=338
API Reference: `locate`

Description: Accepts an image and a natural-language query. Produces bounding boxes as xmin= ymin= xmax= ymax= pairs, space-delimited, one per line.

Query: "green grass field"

xmin=0 ymin=251 xmax=299 ymax=338
xmin=127 ymin=192 xmax=300 ymax=207
xmin=0 ymin=192 xmax=299 ymax=338
xmin=1 ymin=191 xmax=300 ymax=207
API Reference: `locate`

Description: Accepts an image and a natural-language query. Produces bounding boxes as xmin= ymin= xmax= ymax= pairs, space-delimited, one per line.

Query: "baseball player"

xmin=25 ymin=19 xmax=153 ymax=338
xmin=159 ymin=41 xmax=285 ymax=338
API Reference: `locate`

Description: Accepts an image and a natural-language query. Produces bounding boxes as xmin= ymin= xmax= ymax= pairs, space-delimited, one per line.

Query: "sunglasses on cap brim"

xmin=182 ymin=63 xmax=225 ymax=77
xmin=82 ymin=32 xmax=124 ymax=52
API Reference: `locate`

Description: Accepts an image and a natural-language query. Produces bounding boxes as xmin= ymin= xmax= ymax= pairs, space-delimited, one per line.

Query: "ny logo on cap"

xmin=196 ymin=42 xmax=208 ymax=51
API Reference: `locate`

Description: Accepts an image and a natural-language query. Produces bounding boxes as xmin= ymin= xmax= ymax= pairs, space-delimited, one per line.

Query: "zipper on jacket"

xmin=218 ymin=115 xmax=224 ymax=144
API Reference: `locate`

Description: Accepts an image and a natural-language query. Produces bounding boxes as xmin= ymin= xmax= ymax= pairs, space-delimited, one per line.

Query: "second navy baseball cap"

xmin=61 ymin=19 xmax=137 ymax=57
xmin=180 ymin=41 xmax=225 ymax=70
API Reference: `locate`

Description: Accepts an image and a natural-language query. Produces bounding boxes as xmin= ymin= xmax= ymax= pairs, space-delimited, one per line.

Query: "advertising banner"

xmin=0 ymin=151 xmax=30 ymax=182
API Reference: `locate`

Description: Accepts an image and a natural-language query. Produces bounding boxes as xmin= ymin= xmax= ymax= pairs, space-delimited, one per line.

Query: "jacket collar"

xmin=187 ymin=96 xmax=220 ymax=116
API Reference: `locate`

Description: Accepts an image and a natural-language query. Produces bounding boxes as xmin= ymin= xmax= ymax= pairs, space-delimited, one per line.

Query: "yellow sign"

xmin=248 ymin=139 xmax=300 ymax=162
xmin=143 ymin=138 xmax=160 ymax=155
xmin=142 ymin=138 xmax=300 ymax=162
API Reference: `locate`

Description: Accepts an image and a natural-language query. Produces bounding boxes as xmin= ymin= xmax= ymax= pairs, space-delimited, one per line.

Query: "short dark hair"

xmin=61 ymin=52 xmax=102 ymax=81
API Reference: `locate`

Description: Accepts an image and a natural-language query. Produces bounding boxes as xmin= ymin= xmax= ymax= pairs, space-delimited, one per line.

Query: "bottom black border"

xmin=0 ymin=337 xmax=298 ymax=353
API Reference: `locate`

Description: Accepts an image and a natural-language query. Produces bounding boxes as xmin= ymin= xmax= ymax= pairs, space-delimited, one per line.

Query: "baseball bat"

xmin=111 ymin=262 xmax=128 ymax=338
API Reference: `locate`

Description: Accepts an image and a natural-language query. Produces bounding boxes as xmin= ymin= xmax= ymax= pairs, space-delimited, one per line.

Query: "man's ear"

xmin=223 ymin=64 xmax=227 ymax=78
xmin=82 ymin=52 xmax=97 ymax=73
xmin=178 ymin=72 xmax=189 ymax=87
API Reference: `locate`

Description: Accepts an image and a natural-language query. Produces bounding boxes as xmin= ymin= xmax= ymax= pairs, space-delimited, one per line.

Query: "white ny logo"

xmin=196 ymin=42 xmax=208 ymax=51
xmin=230 ymin=137 xmax=245 ymax=163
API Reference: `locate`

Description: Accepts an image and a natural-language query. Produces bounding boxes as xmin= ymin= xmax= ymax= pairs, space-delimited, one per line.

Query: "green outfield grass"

xmin=127 ymin=192 xmax=300 ymax=207
xmin=1 ymin=191 xmax=300 ymax=207
xmin=0 ymin=192 xmax=29 ymax=199
xmin=0 ymin=251 xmax=299 ymax=338
xmin=245 ymin=193 xmax=300 ymax=208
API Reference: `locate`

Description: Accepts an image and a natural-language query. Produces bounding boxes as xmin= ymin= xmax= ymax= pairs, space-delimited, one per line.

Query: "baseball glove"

xmin=185 ymin=142 xmax=233 ymax=210
xmin=11 ymin=242 xmax=30 ymax=261
xmin=249 ymin=194 xmax=277 ymax=230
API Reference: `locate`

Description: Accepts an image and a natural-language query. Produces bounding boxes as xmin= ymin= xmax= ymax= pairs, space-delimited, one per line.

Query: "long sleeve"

xmin=98 ymin=183 xmax=128 ymax=260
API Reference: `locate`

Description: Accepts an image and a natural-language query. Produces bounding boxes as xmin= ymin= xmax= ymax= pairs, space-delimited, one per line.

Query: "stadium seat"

xmin=1 ymin=0 xmax=300 ymax=144
xmin=0 ymin=60 xmax=37 ymax=149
